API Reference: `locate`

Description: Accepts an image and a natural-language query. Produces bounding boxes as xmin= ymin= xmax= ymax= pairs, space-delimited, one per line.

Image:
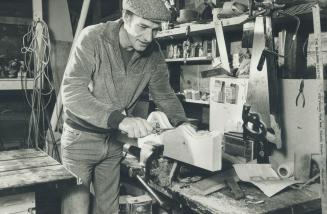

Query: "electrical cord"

xmin=21 ymin=18 xmax=55 ymax=150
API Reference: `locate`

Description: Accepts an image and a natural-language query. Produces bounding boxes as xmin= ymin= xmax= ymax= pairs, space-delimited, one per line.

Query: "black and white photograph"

xmin=0 ymin=0 xmax=326 ymax=213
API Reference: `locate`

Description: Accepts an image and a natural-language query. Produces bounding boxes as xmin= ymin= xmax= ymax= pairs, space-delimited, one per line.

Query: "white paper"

xmin=233 ymin=164 xmax=300 ymax=197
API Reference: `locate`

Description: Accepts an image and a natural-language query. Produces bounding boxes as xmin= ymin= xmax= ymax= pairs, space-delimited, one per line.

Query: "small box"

xmin=126 ymin=195 xmax=152 ymax=214
xmin=224 ymin=132 xmax=256 ymax=162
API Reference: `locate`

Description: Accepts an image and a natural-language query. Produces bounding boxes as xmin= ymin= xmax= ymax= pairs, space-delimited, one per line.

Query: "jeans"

xmin=61 ymin=123 xmax=123 ymax=214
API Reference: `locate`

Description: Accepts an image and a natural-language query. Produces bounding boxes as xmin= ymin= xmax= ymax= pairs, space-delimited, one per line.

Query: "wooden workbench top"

xmin=122 ymin=155 xmax=321 ymax=214
xmin=172 ymin=182 xmax=320 ymax=214
xmin=0 ymin=149 xmax=76 ymax=192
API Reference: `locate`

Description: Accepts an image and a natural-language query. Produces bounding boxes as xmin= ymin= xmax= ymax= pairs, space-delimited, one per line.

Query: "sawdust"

xmin=171 ymin=184 xmax=255 ymax=214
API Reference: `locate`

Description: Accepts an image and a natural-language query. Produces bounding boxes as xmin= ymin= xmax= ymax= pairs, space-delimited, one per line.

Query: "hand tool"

xmin=225 ymin=178 xmax=245 ymax=200
xmin=295 ymin=79 xmax=305 ymax=107
xmin=121 ymin=143 xmax=168 ymax=209
xmin=242 ymin=104 xmax=274 ymax=163
xmin=200 ymin=67 xmax=233 ymax=78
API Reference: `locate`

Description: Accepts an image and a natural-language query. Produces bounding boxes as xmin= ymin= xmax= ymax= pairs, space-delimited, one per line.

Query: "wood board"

xmin=0 ymin=149 xmax=75 ymax=192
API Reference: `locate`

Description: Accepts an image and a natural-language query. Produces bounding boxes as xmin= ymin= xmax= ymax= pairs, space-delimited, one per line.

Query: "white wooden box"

xmin=163 ymin=126 xmax=223 ymax=171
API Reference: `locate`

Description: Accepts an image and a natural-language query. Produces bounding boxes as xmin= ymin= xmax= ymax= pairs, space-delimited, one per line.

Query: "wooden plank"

xmin=0 ymin=16 xmax=32 ymax=25
xmin=184 ymin=99 xmax=209 ymax=105
xmin=50 ymin=0 xmax=91 ymax=132
xmin=165 ymin=56 xmax=212 ymax=63
xmin=155 ymin=15 xmax=248 ymax=39
xmin=0 ymin=149 xmax=47 ymax=161
xmin=47 ymin=0 xmax=73 ymax=42
xmin=191 ymin=169 xmax=239 ymax=196
xmin=0 ymin=165 xmax=76 ymax=191
xmin=47 ymin=0 xmax=73 ymax=97
xmin=312 ymin=4 xmax=327 ymax=214
xmin=32 ymin=0 xmax=44 ymax=148
xmin=0 ymin=78 xmax=34 ymax=90
xmin=0 ymin=156 xmax=59 ymax=173
xmin=213 ymin=9 xmax=231 ymax=74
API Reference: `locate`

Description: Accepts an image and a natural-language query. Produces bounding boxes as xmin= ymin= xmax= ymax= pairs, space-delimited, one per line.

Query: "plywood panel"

xmin=271 ymin=80 xmax=324 ymax=166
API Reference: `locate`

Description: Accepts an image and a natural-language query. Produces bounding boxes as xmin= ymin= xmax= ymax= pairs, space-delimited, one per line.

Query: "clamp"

xmin=242 ymin=104 xmax=273 ymax=163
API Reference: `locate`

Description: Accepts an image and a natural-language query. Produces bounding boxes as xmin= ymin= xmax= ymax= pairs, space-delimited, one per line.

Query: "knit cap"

xmin=122 ymin=0 xmax=172 ymax=22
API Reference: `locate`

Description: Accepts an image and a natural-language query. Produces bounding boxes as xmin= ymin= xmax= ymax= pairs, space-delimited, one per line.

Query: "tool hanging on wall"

xmin=245 ymin=0 xmax=287 ymax=152
xmin=295 ymin=79 xmax=305 ymax=107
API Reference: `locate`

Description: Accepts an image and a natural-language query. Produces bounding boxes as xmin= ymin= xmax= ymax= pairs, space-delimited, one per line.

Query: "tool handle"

xmin=257 ymin=49 xmax=267 ymax=71
xmin=136 ymin=175 xmax=165 ymax=206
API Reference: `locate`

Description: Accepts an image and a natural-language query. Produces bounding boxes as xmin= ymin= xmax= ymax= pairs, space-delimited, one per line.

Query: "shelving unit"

xmin=155 ymin=15 xmax=248 ymax=40
xmin=165 ymin=56 xmax=212 ymax=63
xmin=184 ymin=99 xmax=209 ymax=105
xmin=0 ymin=78 xmax=34 ymax=90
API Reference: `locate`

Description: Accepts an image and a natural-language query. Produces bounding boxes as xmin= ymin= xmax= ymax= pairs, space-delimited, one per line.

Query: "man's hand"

xmin=118 ymin=117 xmax=153 ymax=138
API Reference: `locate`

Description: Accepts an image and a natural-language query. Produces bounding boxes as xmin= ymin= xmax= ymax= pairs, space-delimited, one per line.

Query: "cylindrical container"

xmin=277 ymin=162 xmax=294 ymax=178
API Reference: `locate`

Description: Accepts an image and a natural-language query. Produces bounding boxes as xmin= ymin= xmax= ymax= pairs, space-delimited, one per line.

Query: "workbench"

xmin=0 ymin=149 xmax=76 ymax=213
xmin=122 ymin=155 xmax=321 ymax=214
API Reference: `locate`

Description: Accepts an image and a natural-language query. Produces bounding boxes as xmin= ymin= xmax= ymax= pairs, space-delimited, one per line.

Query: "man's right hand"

xmin=118 ymin=117 xmax=153 ymax=138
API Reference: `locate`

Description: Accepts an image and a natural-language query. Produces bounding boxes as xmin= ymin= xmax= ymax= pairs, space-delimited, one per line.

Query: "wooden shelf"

xmin=0 ymin=16 xmax=32 ymax=25
xmin=165 ymin=56 xmax=212 ymax=63
xmin=0 ymin=78 xmax=34 ymax=90
xmin=184 ymin=99 xmax=209 ymax=105
xmin=155 ymin=15 xmax=248 ymax=40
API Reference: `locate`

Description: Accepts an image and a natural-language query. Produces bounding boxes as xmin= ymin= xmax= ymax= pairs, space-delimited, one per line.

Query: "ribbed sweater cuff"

xmin=107 ymin=110 xmax=126 ymax=129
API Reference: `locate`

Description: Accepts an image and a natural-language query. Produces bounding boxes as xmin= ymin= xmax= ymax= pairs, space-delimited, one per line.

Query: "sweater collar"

xmin=102 ymin=19 xmax=124 ymax=44
xmin=102 ymin=18 xmax=155 ymax=57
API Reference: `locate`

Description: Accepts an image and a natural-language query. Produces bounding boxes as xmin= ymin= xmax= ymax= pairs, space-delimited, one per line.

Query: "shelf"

xmin=165 ymin=56 xmax=212 ymax=63
xmin=184 ymin=99 xmax=209 ymax=105
xmin=0 ymin=16 xmax=32 ymax=25
xmin=155 ymin=15 xmax=248 ymax=40
xmin=0 ymin=78 xmax=35 ymax=90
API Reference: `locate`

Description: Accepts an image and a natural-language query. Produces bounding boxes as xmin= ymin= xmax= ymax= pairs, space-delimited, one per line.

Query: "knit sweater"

xmin=61 ymin=19 xmax=187 ymax=134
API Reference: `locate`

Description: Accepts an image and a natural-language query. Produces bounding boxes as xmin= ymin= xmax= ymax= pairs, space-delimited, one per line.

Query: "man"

xmin=61 ymin=0 xmax=188 ymax=213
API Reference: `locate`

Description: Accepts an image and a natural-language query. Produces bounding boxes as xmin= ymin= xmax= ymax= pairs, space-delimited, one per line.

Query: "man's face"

xmin=123 ymin=12 xmax=161 ymax=52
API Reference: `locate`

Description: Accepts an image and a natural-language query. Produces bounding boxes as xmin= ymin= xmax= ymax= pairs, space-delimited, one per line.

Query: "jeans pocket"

xmin=61 ymin=125 xmax=82 ymax=149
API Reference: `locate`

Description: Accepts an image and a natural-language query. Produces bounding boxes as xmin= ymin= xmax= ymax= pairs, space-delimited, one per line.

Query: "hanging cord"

xmin=21 ymin=19 xmax=54 ymax=149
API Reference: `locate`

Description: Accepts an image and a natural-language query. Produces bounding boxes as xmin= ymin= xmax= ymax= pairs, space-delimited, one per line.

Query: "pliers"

xmin=295 ymin=80 xmax=305 ymax=108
